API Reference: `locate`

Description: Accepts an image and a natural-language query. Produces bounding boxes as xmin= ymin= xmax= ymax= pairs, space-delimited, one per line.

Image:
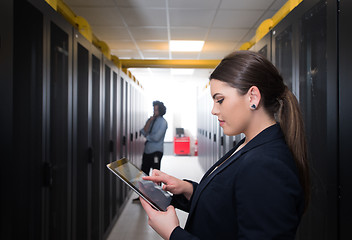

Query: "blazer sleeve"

xmin=235 ymin=153 xmax=303 ymax=239
xmin=170 ymin=226 xmax=200 ymax=240
xmin=170 ymin=180 xmax=198 ymax=212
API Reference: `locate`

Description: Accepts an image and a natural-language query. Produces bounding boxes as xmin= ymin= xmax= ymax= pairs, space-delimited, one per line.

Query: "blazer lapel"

xmin=185 ymin=124 xmax=284 ymax=225
xmin=186 ymin=142 xmax=244 ymax=221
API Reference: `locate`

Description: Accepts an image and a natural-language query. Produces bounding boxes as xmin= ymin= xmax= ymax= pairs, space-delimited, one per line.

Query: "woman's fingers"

xmin=142 ymin=170 xmax=185 ymax=195
xmin=143 ymin=170 xmax=168 ymax=184
xmin=142 ymin=175 xmax=164 ymax=184
xmin=139 ymin=197 xmax=156 ymax=214
xmin=140 ymin=197 xmax=180 ymax=240
xmin=151 ymin=169 xmax=162 ymax=176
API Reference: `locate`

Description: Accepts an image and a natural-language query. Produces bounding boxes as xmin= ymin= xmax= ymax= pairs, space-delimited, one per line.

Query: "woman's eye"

xmin=217 ymin=98 xmax=224 ymax=104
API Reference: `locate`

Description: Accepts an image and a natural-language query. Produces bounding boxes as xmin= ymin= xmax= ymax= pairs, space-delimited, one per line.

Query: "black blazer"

xmin=170 ymin=124 xmax=304 ymax=240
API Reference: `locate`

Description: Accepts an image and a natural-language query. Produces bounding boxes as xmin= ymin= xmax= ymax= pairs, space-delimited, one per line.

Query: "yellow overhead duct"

xmin=272 ymin=0 xmax=303 ymax=25
xmin=120 ymin=59 xmax=220 ymax=69
xmin=45 ymin=0 xmax=93 ymax=42
xmin=255 ymin=19 xmax=274 ymax=43
xmin=45 ymin=0 xmax=302 ymax=86
xmin=92 ymin=35 xmax=111 ymax=60
xmin=75 ymin=16 xmax=93 ymax=43
xmin=240 ymin=0 xmax=303 ymax=50
xmin=44 ymin=0 xmax=144 ymax=88
xmin=111 ymin=55 xmax=122 ymax=69
xmin=45 ymin=0 xmax=57 ymax=10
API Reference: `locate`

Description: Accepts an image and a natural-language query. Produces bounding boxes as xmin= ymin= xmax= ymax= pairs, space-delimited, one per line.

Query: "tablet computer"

xmin=107 ymin=158 xmax=172 ymax=211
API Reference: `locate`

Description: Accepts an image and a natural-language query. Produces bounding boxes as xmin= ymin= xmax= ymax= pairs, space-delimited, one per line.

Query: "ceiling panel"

xmin=168 ymin=0 xmax=221 ymax=9
xmin=202 ymin=41 xmax=237 ymax=51
xmin=207 ymin=28 xmax=249 ymax=41
xmin=66 ymin=0 xmax=115 ymax=7
xmin=213 ymin=9 xmax=264 ymax=28
xmin=119 ymin=8 xmax=167 ymax=27
xmin=271 ymin=0 xmax=289 ymax=10
xmin=142 ymin=51 xmax=170 ymax=59
xmin=169 ymin=9 xmax=217 ymax=27
xmin=108 ymin=40 xmax=137 ymax=50
xmin=220 ymin=0 xmax=274 ymax=10
xmin=92 ymin=26 xmax=131 ymax=40
xmin=254 ymin=10 xmax=277 ymax=28
xmin=129 ymin=27 xmax=168 ymax=40
xmin=137 ymin=41 xmax=169 ymax=51
xmin=110 ymin=49 xmax=141 ymax=59
xmin=71 ymin=7 xmax=124 ymax=26
xmin=170 ymin=27 xmax=208 ymax=40
xmin=64 ymin=0 xmax=288 ymax=85
xmin=113 ymin=0 xmax=167 ymax=8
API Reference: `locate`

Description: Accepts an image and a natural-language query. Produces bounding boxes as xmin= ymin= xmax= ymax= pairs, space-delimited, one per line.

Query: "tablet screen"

xmin=107 ymin=158 xmax=172 ymax=211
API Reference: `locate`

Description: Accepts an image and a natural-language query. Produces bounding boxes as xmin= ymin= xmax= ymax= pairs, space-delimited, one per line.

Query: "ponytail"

xmin=278 ymin=88 xmax=310 ymax=210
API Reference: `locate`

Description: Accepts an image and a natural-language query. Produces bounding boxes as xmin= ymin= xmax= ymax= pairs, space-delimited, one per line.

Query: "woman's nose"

xmin=211 ymin=103 xmax=218 ymax=116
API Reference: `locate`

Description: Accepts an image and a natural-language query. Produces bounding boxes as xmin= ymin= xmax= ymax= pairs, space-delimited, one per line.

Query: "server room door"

xmin=46 ymin=21 xmax=72 ymax=240
xmin=73 ymin=38 xmax=92 ymax=240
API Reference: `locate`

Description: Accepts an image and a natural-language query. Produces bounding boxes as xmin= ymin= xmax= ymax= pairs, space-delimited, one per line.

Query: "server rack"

xmin=90 ymin=48 xmax=104 ymax=240
xmin=250 ymin=0 xmax=341 ymax=238
xmin=339 ymin=0 xmax=352 ymax=237
xmin=267 ymin=1 xmax=339 ymax=239
xmin=72 ymin=28 xmax=99 ymax=240
xmin=196 ymin=0 xmax=351 ymax=239
xmin=43 ymin=7 xmax=74 ymax=240
xmin=251 ymin=33 xmax=272 ymax=61
xmin=1 ymin=0 xmax=147 ymax=239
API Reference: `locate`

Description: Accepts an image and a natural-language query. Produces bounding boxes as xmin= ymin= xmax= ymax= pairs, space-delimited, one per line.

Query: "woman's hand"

xmin=143 ymin=169 xmax=193 ymax=200
xmin=140 ymin=197 xmax=179 ymax=240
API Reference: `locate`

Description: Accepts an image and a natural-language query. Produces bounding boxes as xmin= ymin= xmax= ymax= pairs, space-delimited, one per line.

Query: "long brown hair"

xmin=210 ymin=50 xmax=310 ymax=209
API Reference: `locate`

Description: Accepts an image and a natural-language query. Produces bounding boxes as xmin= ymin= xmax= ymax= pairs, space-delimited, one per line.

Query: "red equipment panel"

xmin=174 ymin=137 xmax=190 ymax=155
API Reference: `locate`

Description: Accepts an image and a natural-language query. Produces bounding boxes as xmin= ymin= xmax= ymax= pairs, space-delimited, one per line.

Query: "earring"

xmin=251 ymin=104 xmax=256 ymax=110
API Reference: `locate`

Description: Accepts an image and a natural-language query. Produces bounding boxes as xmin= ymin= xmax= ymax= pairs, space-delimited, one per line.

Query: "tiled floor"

xmin=107 ymin=155 xmax=205 ymax=240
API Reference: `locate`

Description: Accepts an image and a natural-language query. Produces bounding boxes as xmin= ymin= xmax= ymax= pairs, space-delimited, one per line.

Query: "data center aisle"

xmin=107 ymin=155 xmax=205 ymax=240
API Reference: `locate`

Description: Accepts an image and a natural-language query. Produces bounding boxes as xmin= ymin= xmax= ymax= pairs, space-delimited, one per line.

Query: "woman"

xmin=140 ymin=50 xmax=310 ymax=240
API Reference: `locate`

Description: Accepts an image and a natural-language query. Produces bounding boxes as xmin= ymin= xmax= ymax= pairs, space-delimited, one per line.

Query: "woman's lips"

xmin=218 ymin=119 xmax=225 ymax=127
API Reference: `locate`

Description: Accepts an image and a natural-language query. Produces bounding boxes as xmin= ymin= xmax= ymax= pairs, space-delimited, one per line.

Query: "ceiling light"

xmin=169 ymin=40 xmax=204 ymax=52
xmin=170 ymin=68 xmax=195 ymax=75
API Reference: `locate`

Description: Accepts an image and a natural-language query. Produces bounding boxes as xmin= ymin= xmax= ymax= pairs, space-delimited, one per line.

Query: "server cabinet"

xmin=131 ymin=86 xmax=137 ymax=164
xmin=271 ymin=4 xmax=301 ymax=95
xmin=42 ymin=16 xmax=74 ymax=240
xmin=126 ymin=81 xmax=132 ymax=163
xmin=91 ymin=52 xmax=103 ymax=240
xmin=112 ymin=70 xmax=123 ymax=167
xmin=102 ymin=64 xmax=112 ymax=233
xmin=206 ymin=91 xmax=212 ymax=170
xmin=72 ymin=29 xmax=105 ymax=240
xmin=6 ymin=1 xmax=44 ymax=239
xmin=2 ymin=0 xmax=141 ymax=239
xmin=297 ymin=2 xmax=339 ymax=239
xmin=111 ymin=68 xmax=123 ymax=214
xmin=102 ymin=60 xmax=123 ymax=237
xmin=121 ymin=76 xmax=128 ymax=159
xmin=251 ymin=33 xmax=272 ymax=61
xmin=0 ymin=0 xmax=14 ymax=236
xmin=273 ymin=26 xmax=294 ymax=92
xmin=72 ymin=36 xmax=91 ymax=240
xmin=101 ymin=60 xmax=117 ymax=236
xmin=339 ymin=0 xmax=352 ymax=238
xmin=270 ymin=0 xmax=339 ymax=239
xmin=121 ymin=75 xmax=131 ymax=198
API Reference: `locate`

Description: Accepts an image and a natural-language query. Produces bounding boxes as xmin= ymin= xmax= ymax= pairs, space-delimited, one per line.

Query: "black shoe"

xmin=132 ymin=197 xmax=140 ymax=203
